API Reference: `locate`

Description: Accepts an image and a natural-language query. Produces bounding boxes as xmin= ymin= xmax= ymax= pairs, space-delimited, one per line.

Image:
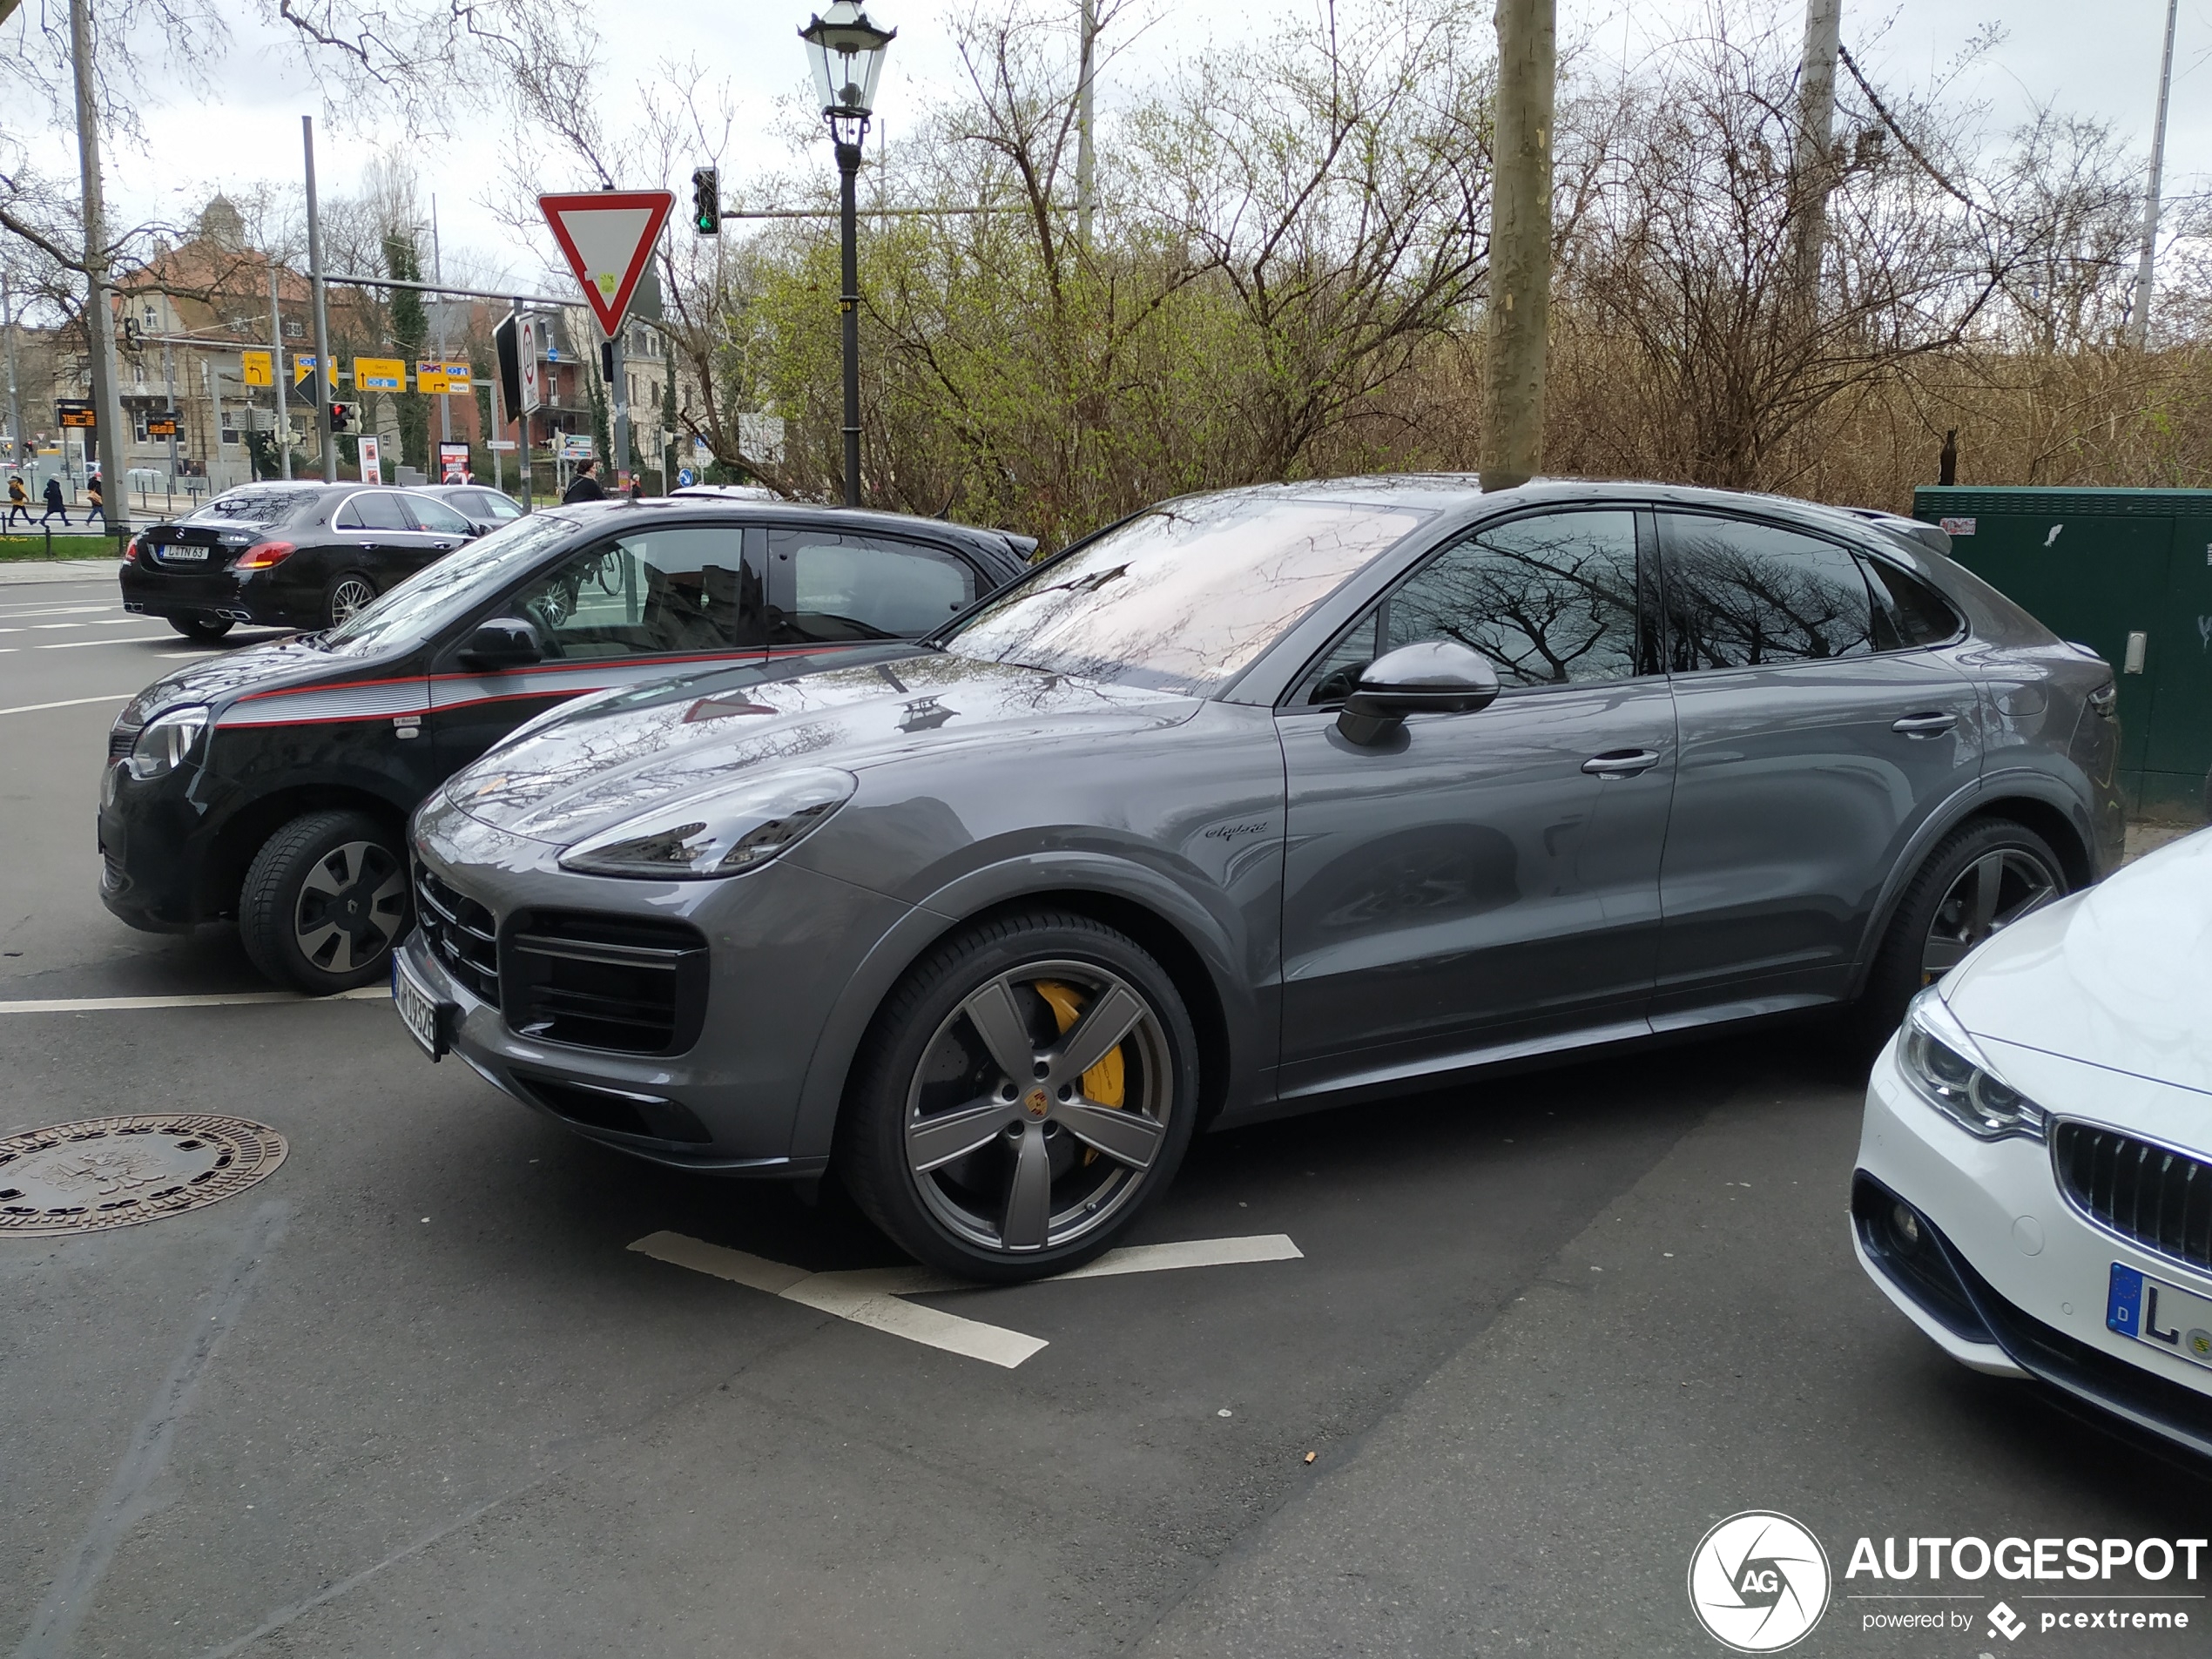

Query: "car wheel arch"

xmin=1844 ymin=781 xmax=2094 ymax=1002
xmin=786 ymin=863 xmax=1254 ymax=1166
xmin=200 ymin=781 xmax=413 ymax=919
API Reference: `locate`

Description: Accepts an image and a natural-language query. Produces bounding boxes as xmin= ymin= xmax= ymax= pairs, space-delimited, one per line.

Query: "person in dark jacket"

xmin=562 ymin=459 xmax=605 ymax=503
xmin=5 ymin=475 xmax=28 ymax=526
xmin=39 ymin=475 xmax=70 ymax=525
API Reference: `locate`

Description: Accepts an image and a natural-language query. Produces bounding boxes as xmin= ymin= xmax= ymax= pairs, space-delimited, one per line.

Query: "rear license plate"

xmin=2107 ymin=1264 xmax=2212 ymax=1370
xmin=393 ymin=951 xmax=452 ymax=1062
xmin=158 ymin=545 xmax=208 ymax=563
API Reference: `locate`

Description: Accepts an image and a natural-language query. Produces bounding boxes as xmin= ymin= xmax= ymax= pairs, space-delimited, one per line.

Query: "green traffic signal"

xmin=691 ymin=166 xmax=719 ymax=237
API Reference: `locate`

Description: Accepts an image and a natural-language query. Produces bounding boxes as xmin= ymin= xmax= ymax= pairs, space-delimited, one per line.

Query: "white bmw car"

xmin=1855 ymin=826 xmax=2212 ymax=1456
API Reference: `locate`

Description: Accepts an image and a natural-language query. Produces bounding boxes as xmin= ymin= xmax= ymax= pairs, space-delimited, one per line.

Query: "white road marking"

xmin=37 ymin=634 xmax=174 ymax=649
xmin=0 ymin=986 xmax=389 ymax=1015
xmin=629 ymin=1230 xmax=1304 ymax=1369
xmin=0 ymin=693 xmax=134 ymax=717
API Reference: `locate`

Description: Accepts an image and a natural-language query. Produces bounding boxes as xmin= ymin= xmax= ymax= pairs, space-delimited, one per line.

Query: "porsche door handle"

xmin=1891 ymin=711 xmax=1959 ymax=737
xmin=1582 ymin=749 xmax=1661 ymax=777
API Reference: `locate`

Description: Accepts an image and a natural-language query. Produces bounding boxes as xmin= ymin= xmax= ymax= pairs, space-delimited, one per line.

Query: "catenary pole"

xmin=1076 ymin=0 xmax=1097 ymax=250
xmin=1792 ymin=0 xmax=1841 ymax=298
xmin=1480 ymin=0 xmax=1555 ymax=491
xmin=303 ymin=117 xmax=337 ymax=482
xmin=2 ymin=272 xmax=25 ymax=477
xmin=68 ymin=0 xmax=127 ymax=532
xmin=268 ymin=267 xmax=290 ymax=479
xmin=2129 ymin=0 xmax=2180 ymax=349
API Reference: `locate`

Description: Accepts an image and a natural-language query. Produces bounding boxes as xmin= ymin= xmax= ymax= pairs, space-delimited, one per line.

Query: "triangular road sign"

xmin=538 ymin=190 xmax=675 ymax=337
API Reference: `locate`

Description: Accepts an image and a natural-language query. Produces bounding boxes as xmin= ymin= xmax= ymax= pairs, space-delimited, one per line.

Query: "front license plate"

xmin=158 ymin=545 xmax=208 ymax=563
xmin=2107 ymin=1264 xmax=2212 ymax=1370
xmin=392 ymin=951 xmax=452 ymax=1062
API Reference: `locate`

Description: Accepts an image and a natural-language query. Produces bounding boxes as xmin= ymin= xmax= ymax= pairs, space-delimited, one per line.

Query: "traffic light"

xmin=329 ymin=401 xmax=352 ymax=432
xmin=691 ymin=167 xmax=719 ymax=237
xmin=119 ymin=316 xmax=141 ymax=352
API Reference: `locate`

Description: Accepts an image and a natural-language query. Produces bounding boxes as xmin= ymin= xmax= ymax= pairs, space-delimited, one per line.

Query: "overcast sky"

xmin=12 ymin=0 xmax=2210 ymax=295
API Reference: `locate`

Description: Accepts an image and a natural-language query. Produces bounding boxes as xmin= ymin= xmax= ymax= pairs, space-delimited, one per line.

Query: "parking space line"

xmin=0 ymin=987 xmax=389 ymax=1015
xmin=629 ymin=1230 xmax=1303 ymax=1369
xmin=0 ymin=693 xmax=134 ymax=718
xmin=37 ymin=635 xmax=175 ymax=649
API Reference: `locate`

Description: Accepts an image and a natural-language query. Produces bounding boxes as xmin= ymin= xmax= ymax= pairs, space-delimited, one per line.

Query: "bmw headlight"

xmin=557 ymin=768 xmax=856 ymax=879
xmin=1898 ymin=985 xmax=2045 ymax=1142
xmin=125 ymin=705 xmax=209 ymax=780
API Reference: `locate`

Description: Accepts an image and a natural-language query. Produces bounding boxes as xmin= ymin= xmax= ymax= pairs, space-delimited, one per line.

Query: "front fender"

xmin=786 ymin=849 xmax=1268 ymax=1163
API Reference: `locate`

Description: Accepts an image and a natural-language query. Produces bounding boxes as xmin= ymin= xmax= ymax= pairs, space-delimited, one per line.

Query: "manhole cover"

xmin=0 ymin=1115 xmax=287 ymax=1236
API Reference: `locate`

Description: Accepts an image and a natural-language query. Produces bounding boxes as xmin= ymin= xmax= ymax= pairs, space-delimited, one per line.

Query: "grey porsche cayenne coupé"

xmin=395 ymin=477 xmax=2122 ymax=1279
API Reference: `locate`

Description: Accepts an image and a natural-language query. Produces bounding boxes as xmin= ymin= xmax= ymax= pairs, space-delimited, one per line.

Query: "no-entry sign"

xmin=538 ymin=192 xmax=674 ymax=337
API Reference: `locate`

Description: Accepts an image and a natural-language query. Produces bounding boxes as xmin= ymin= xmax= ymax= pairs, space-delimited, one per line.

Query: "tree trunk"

xmin=1481 ymin=0 xmax=1554 ymax=491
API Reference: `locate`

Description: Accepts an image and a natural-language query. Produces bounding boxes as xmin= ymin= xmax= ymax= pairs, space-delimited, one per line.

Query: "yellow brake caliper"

xmin=1033 ymin=981 xmax=1125 ymax=1163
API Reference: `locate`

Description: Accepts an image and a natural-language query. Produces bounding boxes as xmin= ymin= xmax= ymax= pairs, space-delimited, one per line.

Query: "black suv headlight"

xmin=557 ymin=768 xmax=856 ymax=879
xmin=125 ymin=705 xmax=209 ymax=780
xmin=1898 ymin=985 xmax=2046 ymax=1142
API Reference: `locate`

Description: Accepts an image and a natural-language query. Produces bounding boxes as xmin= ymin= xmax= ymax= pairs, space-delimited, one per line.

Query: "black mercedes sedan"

xmin=121 ymin=482 xmax=491 ymax=640
xmin=99 ymin=495 xmax=1034 ymax=994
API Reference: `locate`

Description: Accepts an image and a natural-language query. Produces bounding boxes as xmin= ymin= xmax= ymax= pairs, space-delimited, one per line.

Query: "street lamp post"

xmin=800 ymin=2 xmax=894 ymax=509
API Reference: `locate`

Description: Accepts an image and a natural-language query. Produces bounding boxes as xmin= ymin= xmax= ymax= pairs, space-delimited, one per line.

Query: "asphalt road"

xmin=2 ymin=559 xmax=2206 ymax=1659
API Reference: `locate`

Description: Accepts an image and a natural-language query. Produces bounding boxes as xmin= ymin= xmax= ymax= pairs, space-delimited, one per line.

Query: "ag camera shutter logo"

xmin=1688 ymin=1511 xmax=1831 ymax=1651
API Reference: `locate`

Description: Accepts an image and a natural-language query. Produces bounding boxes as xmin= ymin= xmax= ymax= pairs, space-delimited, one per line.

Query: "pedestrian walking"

xmin=39 ymin=475 xmax=70 ymax=526
xmin=4 ymin=475 xmax=28 ymax=527
xmin=85 ymin=473 xmax=105 ymax=523
xmin=562 ymin=458 xmax=605 ymax=504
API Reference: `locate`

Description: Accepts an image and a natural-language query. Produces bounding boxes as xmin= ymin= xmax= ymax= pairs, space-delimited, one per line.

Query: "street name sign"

xmin=354 ymin=357 xmax=407 ymax=393
xmin=538 ymin=191 xmax=674 ymax=337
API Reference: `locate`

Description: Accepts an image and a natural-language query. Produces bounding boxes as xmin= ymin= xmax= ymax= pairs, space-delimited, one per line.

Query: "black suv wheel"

xmin=239 ymin=809 xmax=410 ymax=993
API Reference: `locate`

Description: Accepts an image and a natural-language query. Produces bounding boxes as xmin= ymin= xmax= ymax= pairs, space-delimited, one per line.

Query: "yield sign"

xmin=538 ymin=190 xmax=674 ymax=336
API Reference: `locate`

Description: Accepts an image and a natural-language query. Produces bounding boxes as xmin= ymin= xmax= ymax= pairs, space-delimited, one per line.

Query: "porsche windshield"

xmin=940 ymin=496 xmax=1425 ymax=693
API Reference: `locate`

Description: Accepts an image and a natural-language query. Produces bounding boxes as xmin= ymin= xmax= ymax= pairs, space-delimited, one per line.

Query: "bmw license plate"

xmin=158 ymin=544 xmax=208 ymax=562
xmin=2107 ymin=1264 xmax=2212 ymax=1370
xmin=392 ymin=951 xmax=451 ymax=1062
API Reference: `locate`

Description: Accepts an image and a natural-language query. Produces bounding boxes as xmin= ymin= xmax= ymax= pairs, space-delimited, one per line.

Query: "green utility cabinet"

xmin=1915 ymin=486 xmax=2212 ymax=813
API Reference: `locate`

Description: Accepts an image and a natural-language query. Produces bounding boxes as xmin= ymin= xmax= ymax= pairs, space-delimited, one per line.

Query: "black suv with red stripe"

xmin=99 ymin=495 xmax=1033 ymax=993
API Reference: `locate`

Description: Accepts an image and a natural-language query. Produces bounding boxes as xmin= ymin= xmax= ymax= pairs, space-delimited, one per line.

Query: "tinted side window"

xmin=509 ymin=526 xmax=761 ymax=660
xmin=404 ymin=494 xmax=474 ymax=534
xmin=1386 ymin=509 xmax=1645 ymax=688
xmin=768 ymin=530 xmax=978 ymax=644
xmin=1862 ymin=556 xmax=1960 ymax=648
xmin=338 ymin=492 xmax=411 ymax=532
xmin=1662 ymin=515 xmax=1875 ymax=669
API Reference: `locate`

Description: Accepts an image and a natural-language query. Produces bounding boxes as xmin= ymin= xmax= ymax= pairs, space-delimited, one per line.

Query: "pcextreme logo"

xmin=1688 ymin=1511 xmax=1832 ymax=1652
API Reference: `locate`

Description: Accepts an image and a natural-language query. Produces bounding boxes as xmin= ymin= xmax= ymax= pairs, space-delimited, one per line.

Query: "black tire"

xmin=167 ymin=614 xmax=233 ymax=642
xmin=837 ymin=910 xmax=1202 ymax=1282
xmin=239 ymin=809 xmax=411 ymax=994
xmin=1851 ymin=818 xmax=2067 ymax=1053
xmin=322 ymin=571 xmax=379 ymax=629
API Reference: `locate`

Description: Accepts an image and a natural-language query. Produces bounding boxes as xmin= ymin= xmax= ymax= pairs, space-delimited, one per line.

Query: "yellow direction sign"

xmin=354 ymin=356 xmax=406 ymax=392
xmin=241 ymin=349 xmax=273 ymax=388
xmin=415 ymin=361 xmax=472 ymax=395
xmin=293 ymin=353 xmax=318 ymax=387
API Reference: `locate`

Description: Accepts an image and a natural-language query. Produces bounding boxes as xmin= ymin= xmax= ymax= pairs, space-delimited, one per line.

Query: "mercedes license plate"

xmin=159 ymin=545 xmax=208 ymax=562
xmin=393 ymin=951 xmax=450 ymax=1062
xmin=2107 ymin=1264 xmax=2212 ymax=1370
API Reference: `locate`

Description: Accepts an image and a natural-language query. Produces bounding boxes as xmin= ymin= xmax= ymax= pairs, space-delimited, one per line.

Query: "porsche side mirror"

xmin=458 ymin=617 xmax=543 ymax=671
xmin=1337 ymin=638 xmax=1501 ymax=745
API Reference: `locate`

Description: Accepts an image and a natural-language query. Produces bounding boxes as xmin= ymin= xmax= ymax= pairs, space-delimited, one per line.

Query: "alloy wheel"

xmin=327 ymin=577 xmax=376 ymax=624
xmin=1920 ymin=848 xmax=2060 ymax=982
xmin=903 ymin=960 xmax=1173 ymax=1255
xmin=292 ymin=840 xmax=406 ymax=974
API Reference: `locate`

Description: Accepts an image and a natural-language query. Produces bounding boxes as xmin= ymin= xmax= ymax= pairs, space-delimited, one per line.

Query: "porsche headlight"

xmin=125 ymin=705 xmax=209 ymax=780
xmin=557 ymin=768 xmax=856 ymax=879
xmin=1898 ymin=985 xmax=2045 ymax=1142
